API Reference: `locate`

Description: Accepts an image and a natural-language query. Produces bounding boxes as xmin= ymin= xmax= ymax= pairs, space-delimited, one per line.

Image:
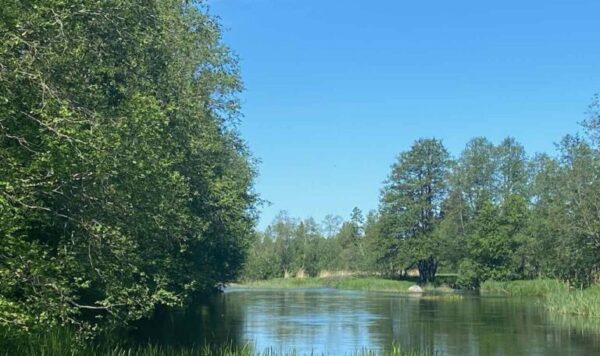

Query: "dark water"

xmin=133 ymin=288 xmax=600 ymax=355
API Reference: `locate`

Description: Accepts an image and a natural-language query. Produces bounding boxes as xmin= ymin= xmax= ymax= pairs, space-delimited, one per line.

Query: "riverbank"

xmin=232 ymin=276 xmax=456 ymax=294
xmin=481 ymin=279 xmax=600 ymax=317
xmin=236 ymin=277 xmax=600 ymax=316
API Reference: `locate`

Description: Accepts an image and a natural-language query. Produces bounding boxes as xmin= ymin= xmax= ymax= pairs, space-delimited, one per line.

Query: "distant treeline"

xmin=245 ymin=105 xmax=600 ymax=289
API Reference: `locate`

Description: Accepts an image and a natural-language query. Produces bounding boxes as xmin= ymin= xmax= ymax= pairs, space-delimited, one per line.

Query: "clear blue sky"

xmin=208 ymin=0 xmax=600 ymax=229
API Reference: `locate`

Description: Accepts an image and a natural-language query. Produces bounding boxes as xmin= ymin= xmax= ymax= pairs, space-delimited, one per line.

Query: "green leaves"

xmin=0 ymin=0 xmax=256 ymax=336
xmin=377 ymin=138 xmax=450 ymax=282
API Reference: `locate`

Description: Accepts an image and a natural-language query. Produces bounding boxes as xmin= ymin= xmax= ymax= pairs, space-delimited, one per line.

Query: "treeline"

xmin=246 ymin=104 xmax=600 ymax=288
xmin=243 ymin=208 xmax=372 ymax=280
xmin=0 ymin=1 xmax=256 ymax=337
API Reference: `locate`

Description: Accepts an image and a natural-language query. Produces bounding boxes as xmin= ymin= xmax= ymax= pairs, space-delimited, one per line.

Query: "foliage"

xmin=0 ymin=0 xmax=256 ymax=336
xmin=375 ymin=139 xmax=450 ymax=282
xmin=242 ymin=208 xmax=369 ymax=279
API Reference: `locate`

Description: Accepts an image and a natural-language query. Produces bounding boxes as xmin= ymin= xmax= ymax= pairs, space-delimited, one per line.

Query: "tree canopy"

xmin=0 ymin=0 xmax=257 ymax=335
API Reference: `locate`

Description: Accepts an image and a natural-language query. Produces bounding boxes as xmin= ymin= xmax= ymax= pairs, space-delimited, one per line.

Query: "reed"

xmin=480 ymin=279 xmax=568 ymax=296
xmin=0 ymin=328 xmax=431 ymax=356
xmin=480 ymin=279 xmax=600 ymax=317
xmin=545 ymin=285 xmax=600 ymax=317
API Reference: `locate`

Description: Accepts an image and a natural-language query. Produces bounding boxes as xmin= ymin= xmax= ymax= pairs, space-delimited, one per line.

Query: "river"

xmin=131 ymin=288 xmax=600 ymax=355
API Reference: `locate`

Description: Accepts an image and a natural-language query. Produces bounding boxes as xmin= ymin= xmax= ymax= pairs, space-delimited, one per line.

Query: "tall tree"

xmin=377 ymin=139 xmax=450 ymax=282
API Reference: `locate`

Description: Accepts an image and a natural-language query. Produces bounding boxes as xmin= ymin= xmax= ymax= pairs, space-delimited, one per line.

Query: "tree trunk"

xmin=417 ymin=256 xmax=438 ymax=283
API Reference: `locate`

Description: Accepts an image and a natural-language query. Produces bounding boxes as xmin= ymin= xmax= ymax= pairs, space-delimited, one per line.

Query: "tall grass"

xmin=545 ymin=285 xmax=600 ymax=317
xmin=480 ymin=279 xmax=600 ymax=318
xmin=0 ymin=327 xmax=431 ymax=356
xmin=328 ymin=277 xmax=414 ymax=292
xmin=480 ymin=279 xmax=568 ymax=296
xmin=233 ymin=277 xmax=327 ymax=289
xmin=234 ymin=277 xmax=418 ymax=293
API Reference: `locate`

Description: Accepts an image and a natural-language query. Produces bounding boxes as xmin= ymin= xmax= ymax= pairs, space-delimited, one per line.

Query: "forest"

xmin=244 ymin=116 xmax=600 ymax=289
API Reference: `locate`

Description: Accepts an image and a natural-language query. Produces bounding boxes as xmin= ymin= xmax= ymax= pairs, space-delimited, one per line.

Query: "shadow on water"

xmin=127 ymin=288 xmax=600 ymax=355
xmin=129 ymin=293 xmax=245 ymax=348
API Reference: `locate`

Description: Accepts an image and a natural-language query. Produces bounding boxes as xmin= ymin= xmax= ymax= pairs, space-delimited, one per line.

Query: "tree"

xmin=0 ymin=0 xmax=257 ymax=336
xmin=321 ymin=214 xmax=343 ymax=238
xmin=439 ymin=137 xmax=497 ymax=269
xmin=336 ymin=207 xmax=366 ymax=271
xmin=552 ymin=135 xmax=600 ymax=286
xmin=495 ymin=137 xmax=529 ymax=202
xmin=377 ymin=139 xmax=450 ymax=282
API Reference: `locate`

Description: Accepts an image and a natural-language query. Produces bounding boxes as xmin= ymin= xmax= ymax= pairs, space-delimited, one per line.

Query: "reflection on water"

xmin=132 ymin=288 xmax=600 ymax=355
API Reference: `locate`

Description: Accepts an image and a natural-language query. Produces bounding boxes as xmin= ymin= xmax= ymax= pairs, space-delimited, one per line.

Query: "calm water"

xmin=133 ymin=288 xmax=600 ymax=355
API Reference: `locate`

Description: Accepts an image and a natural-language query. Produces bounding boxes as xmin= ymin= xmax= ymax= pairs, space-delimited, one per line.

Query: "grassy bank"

xmin=234 ymin=277 xmax=419 ymax=293
xmin=480 ymin=279 xmax=569 ymax=296
xmin=481 ymin=279 xmax=600 ymax=318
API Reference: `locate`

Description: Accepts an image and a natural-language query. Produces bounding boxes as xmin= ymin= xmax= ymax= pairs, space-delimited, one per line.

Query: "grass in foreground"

xmin=0 ymin=328 xmax=431 ymax=356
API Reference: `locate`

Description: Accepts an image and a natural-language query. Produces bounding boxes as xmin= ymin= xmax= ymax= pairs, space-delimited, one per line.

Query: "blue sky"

xmin=208 ymin=0 xmax=600 ymax=229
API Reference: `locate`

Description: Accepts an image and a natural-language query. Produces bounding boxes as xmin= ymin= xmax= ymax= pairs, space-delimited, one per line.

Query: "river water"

xmin=132 ymin=288 xmax=600 ymax=355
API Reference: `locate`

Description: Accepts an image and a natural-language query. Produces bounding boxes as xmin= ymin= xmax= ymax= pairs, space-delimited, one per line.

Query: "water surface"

xmin=133 ymin=288 xmax=600 ymax=355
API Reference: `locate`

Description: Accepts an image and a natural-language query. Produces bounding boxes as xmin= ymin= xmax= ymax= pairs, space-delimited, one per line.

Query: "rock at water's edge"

xmin=408 ymin=285 xmax=423 ymax=293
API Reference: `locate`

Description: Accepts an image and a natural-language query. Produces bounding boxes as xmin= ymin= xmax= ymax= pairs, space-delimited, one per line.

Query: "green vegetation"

xmin=330 ymin=277 xmax=415 ymax=292
xmin=480 ymin=279 xmax=569 ymax=297
xmin=246 ymin=103 xmax=600 ymax=294
xmin=481 ymin=279 xmax=600 ymax=318
xmin=235 ymin=278 xmax=329 ymax=289
xmin=375 ymin=139 xmax=450 ymax=283
xmin=235 ymin=277 xmax=415 ymax=293
xmin=236 ymin=276 xmax=465 ymax=295
xmin=546 ymin=285 xmax=600 ymax=317
xmin=0 ymin=327 xmax=429 ymax=356
xmin=1 ymin=0 xmax=256 ymax=339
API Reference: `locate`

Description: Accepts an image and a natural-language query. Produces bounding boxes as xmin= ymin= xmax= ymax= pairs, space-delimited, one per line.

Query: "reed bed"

xmin=480 ymin=279 xmax=568 ymax=296
xmin=481 ymin=279 xmax=600 ymax=318
xmin=545 ymin=285 xmax=600 ymax=317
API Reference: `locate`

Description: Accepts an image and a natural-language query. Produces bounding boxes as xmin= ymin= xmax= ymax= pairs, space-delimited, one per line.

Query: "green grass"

xmin=0 ymin=327 xmax=431 ymax=356
xmin=545 ymin=285 xmax=600 ymax=317
xmin=480 ymin=279 xmax=600 ymax=318
xmin=328 ymin=277 xmax=415 ymax=292
xmin=234 ymin=277 xmax=327 ymax=289
xmin=480 ymin=279 xmax=569 ymax=296
xmin=235 ymin=277 xmax=425 ymax=293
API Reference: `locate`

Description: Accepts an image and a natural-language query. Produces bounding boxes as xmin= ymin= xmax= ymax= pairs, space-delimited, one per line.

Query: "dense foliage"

xmin=0 ymin=0 xmax=256 ymax=336
xmin=242 ymin=209 xmax=369 ymax=280
xmin=246 ymin=100 xmax=600 ymax=289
